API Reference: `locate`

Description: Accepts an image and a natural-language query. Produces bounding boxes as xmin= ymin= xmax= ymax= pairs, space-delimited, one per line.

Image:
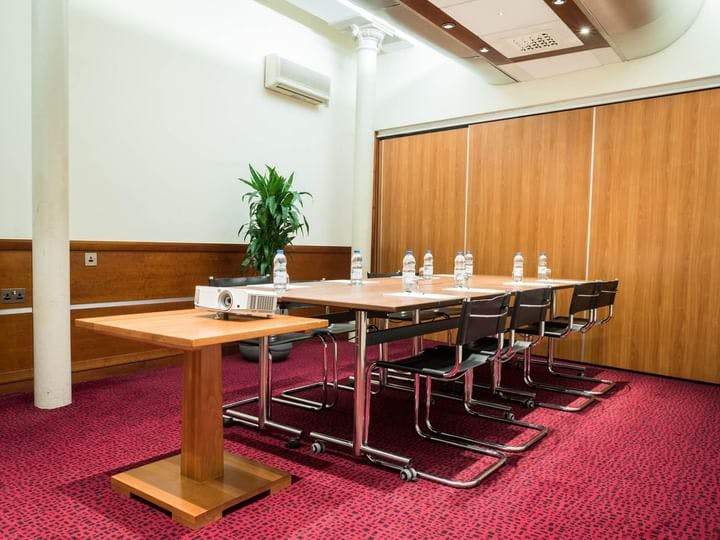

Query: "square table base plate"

xmin=111 ymin=451 xmax=291 ymax=529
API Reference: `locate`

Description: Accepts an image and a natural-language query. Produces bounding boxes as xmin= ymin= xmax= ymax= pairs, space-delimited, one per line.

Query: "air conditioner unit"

xmin=264 ymin=54 xmax=331 ymax=105
xmin=194 ymin=286 xmax=277 ymax=318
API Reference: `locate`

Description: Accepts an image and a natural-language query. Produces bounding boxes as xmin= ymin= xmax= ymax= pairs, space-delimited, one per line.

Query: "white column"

xmin=32 ymin=0 xmax=71 ymax=409
xmin=351 ymin=24 xmax=385 ymax=274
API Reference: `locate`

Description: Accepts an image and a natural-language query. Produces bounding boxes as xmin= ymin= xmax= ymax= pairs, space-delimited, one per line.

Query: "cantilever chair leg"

xmin=541 ymin=341 xmax=615 ymax=396
xmin=421 ymin=369 xmax=548 ymax=453
xmin=276 ymin=333 xmax=340 ymax=410
xmin=521 ymin=348 xmax=597 ymax=412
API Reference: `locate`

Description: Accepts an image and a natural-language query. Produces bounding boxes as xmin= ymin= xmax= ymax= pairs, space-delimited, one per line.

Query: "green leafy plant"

xmin=238 ymin=164 xmax=311 ymax=276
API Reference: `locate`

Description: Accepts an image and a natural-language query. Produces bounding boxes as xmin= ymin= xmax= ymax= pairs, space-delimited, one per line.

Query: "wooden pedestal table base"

xmin=76 ymin=309 xmax=327 ymax=529
xmin=111 ymin=452 xmax=290 ymax=529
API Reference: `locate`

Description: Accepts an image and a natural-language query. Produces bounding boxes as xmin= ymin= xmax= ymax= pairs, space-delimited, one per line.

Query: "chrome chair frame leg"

xmin=541 ymin=340 xmax=616 ymax=396
xmin=417 ymin=369 xmax=548 ymax=452
xmin=522 ymin=347 xmax=597 ymax=412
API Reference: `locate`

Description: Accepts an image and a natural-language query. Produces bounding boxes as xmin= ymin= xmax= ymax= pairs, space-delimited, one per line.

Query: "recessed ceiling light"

xmin=579 ymin=26 xmax=591 ymax=35
xmin=480 ymin=47 xmax=489 ymax=53
xmin=552 ymin=0 xmax=566 ymax=5
xmin=441 ymin=22 xmax=455 ymax=30
xmin=497 ymin=11 xmax=504 ymax=16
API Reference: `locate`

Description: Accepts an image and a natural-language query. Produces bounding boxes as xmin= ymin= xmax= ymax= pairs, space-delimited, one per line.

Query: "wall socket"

xmin=1 ymin=288 xmax=26 ymax=304
xmin=84 ymin=252 xmax=98 ymax=266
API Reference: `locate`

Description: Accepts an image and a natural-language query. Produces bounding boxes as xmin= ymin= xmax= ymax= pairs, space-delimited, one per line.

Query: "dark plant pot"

xmin=238 ymin=341 xmax=293 ymax=362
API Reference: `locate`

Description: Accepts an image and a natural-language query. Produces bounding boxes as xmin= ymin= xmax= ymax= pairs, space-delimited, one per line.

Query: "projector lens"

xmin=218 ymin=290 xmax=233 ymax=310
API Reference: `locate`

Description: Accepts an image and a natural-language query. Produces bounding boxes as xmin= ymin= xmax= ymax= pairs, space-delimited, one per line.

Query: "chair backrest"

xmin=208 ymin=275 xmax=271 ymax=287
xmin=367 ymin=271 xmax=401 ymax=278
xmin=568 ymin=281 xmax=602 ymax=315
xmin=457 ymin=294 xmax=511 ymax=346
xmin=594 ymin=279 xmax=619 ymax=309
xmin=509 ymin=287 xmax=552 ymax=330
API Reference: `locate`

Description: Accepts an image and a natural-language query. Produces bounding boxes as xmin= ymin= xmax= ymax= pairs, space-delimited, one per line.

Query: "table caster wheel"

xmin=400 ymin=467 xmax=417 ymax=482
xmin=503 ymin=411 xmax=516 ymax=421
xmin=523 ymin=399 xmax=535 ymax=409
xmin=286 ymin=437 xmax=301 ymax=449
xmin=222 ymin=416 xmax=234 ymax=428
xmin=310 ymin=441 xmax=325 ymax=454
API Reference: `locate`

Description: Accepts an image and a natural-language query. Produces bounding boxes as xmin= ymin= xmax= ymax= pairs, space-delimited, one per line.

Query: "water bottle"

xmin=512 ymin=251 xmax=524 ymax=282
xmin=273 ymin=249 xmax=288 ymax=293
xmin=453 ymin=251 xmax=466 ymax=288
xmin=402 ymin=250 xmax=416 ymax=292
xmin=350 ymin=249 xmax=363 ymax=285
xmin=464 ymin=251 xmax=474 ymax=282
xmin=422 ymin=250 xmax=434 ymax=280
xmin=537 ymin=251 xmax=548 ymax=280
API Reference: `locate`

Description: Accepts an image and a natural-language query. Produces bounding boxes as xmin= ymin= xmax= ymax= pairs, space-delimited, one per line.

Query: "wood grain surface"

xmin=586 ymin=89 xmax=720 ymax=383
xmin=377 ymin=128 xmax=468 ymax=275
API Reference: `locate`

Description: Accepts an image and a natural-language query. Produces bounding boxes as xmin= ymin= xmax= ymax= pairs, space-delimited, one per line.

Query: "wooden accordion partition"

xmin=467 ymin=109 xmax=593 ymax=360
xmin=375 ymin=128 xmax=467 ymax=274
xmin=375 ymin=87 xmax=720 ymax=384
xmin=0 ymin=241 xmax=350 ymax=394
xmin=586 ymin=91 xmax=720 ymax=383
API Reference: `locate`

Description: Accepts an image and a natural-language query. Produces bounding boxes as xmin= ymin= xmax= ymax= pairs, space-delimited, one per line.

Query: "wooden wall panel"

xmin=467 ymin=109 xmax=592 ymax=279
xmin=376 ymin=128 xmax=467 ymax=274
xmin=0 ymin=240 xmax=350 ymax=392
xmin=467 ymin=109 xmax=593 ymax=359
xmin=587 ymin=89 xmax=720 ymax=383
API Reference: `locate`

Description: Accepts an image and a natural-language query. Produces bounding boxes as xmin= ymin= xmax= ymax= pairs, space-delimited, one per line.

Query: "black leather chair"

xmin=210 ymin=276 xmax=344 ymax=431
xmin=367 ymin=294 xmax=512 ymax=488
xmin=519 ymin=281 xmax=616 ymax=411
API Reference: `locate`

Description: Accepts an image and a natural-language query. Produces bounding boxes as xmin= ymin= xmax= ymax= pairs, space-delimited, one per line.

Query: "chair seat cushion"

xmin=518 ymin=317 xmax=587 ymax=337
xmin=376 ymin=345 xmax=492 ymax=377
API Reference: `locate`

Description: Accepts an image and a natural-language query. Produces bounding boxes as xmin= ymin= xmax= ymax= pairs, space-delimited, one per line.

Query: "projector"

xmin=194 ymin=286 xmax=277 ymax=318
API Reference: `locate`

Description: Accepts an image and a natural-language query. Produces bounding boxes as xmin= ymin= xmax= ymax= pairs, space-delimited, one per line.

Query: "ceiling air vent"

xmin=507 ymin=31 xmax=562 ymax=55
xmin=264 ymin=54 xmax=331 ymax=105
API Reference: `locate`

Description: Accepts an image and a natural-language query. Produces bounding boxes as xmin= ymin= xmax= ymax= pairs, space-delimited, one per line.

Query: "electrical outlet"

xmin=1 ymin=288 xmax=26 ymax=304
xmin=84 ymin=252 xmax=98 ymax=266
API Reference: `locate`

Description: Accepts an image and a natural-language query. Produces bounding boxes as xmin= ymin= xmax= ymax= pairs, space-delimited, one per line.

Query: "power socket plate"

xmin=2 ymin=288 xmax=26 ymax=304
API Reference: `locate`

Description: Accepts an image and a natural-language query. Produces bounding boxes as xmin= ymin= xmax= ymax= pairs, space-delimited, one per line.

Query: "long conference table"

xmin=244 ymin=274 xmax=583 ymax=468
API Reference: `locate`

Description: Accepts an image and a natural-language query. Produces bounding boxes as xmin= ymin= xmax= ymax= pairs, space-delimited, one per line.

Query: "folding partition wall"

xmin=374 ymin=87 xmax=720 ymax=384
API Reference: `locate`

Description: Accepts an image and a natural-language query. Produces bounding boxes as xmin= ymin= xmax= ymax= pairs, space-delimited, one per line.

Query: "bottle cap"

xmin=276 ymin=249 xmax=283 ymax=254
xmin=406 ymin=250 xmax=413 ymax=254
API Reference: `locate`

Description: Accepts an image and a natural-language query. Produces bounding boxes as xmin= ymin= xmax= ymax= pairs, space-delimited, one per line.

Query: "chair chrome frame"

xmin=362 ymin=295 xmax=517 ymax=488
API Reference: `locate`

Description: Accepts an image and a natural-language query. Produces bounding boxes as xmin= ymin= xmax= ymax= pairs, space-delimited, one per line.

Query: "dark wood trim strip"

xmin=1 ymin=239 xmax=351 ymax=254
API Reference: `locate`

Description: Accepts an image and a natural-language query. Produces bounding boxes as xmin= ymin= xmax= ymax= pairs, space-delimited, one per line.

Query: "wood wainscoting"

xmin=0 ymin=240 xmax=350 ymax=394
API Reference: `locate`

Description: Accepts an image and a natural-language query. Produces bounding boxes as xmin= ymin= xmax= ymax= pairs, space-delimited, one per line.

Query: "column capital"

xmin=351 ymin=23 xmax=387 ymax=53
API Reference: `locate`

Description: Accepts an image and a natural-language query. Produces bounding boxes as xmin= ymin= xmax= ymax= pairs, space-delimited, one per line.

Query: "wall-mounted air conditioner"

xmin=264 ymin=54 xmax=331 ymax=105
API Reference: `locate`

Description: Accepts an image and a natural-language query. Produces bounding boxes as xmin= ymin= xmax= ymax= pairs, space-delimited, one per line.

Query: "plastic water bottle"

xmin=537 ymin=252 xmax=548 ymax=280
xmin=350 ymin=249 xmax=363 ymax=285
xmin=402 ymin=250 xmax=416 ymax=292
xmin=422 ymin=250 xmax=434 ymax=280
xmin=273 ymin=249 xmax=288 ymax=293
xmin=512 ymin=251 xmax=524 ymax=282
xmin=454 ymin=251 xmax=466 ymax=288
xmin=464 ymin=251 xmax=474 ymax=282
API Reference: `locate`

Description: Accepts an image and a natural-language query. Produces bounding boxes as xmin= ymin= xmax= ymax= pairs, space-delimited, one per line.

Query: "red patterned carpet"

xmin=1 ymin=340 xmax=719 ymax=539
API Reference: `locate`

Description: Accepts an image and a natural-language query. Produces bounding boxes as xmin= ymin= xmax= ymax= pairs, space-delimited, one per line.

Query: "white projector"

xmin=194 ymin=286 xmax=277 ymax=318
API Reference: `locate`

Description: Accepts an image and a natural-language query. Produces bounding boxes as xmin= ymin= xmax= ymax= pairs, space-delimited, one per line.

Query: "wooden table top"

xmin=75 ymin=309 xmax=328 ymax=351
xmin=249 ymin=275 xmax=584 ymax=312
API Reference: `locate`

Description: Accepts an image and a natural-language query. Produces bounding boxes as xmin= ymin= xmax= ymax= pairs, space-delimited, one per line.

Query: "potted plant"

xmin=236 ymin=164 xmax=312 ymax=361
xmin=238 ymin=164 xmax=311 ymax=276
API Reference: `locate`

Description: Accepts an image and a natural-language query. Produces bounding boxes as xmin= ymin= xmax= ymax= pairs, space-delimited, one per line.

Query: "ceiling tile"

xmin=435 ymin=0 xmax=560 ymax=36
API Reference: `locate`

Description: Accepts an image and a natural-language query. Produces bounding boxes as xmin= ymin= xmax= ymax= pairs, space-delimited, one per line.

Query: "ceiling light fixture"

xmin=552 ymin=0 xmax=566 ymax=5
xmin=441 ymin=22 xmax=455 ymax=30
xmin=480 ymin=47 xmax=489 ymax=53
xmin=497 ymin=11 xmax=504 ymax=16
xmin=579 ymin=26 xmax=591 ymax=35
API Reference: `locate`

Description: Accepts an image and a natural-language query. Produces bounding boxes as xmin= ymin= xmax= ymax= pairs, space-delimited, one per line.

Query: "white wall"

xmin=0 ymin=0 xmax=32 ymax=238
xmin=0 ymin=0 xmax=356 ymax=245
xmin=375 ymin=0 xmax=720 ymax=132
